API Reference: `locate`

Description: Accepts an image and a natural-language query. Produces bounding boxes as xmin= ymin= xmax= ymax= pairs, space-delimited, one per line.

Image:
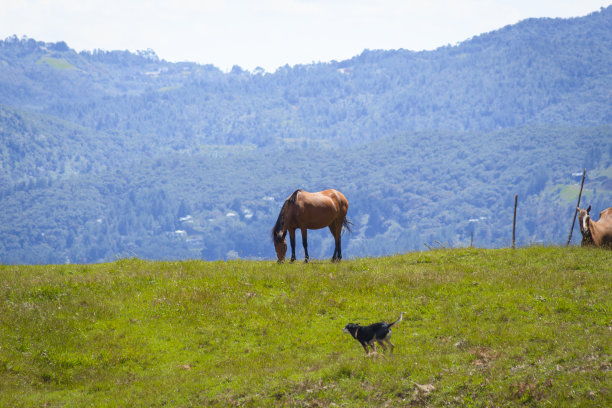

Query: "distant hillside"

xmin=0 ymin=105 xmax=142 ymax=191
xmin=0 ymin=7 xmax=611 ymax=263
xmin=1 ymin=8 xmax=611 ymax=149
xmin=1 ymin=124 xmax=610 ymax=264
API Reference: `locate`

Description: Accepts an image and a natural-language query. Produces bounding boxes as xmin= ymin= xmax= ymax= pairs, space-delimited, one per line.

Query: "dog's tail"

xmin=389 ymin=312 xmax=404 ymax=328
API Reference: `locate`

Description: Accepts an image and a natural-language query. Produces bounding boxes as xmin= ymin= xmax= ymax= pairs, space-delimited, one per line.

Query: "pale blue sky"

xmin=1 ymin=0 xmax=610 ymax=72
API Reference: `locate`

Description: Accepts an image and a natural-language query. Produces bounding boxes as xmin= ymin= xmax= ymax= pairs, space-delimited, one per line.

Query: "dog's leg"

xmin=377 ymin=340 xmax=387 ymax=353
xmin=360 ymin=342 xmax=369 ymax=354
xmin=384 ymin=338 xmax=394 ymax=354
xmin=369 ymin=341 xmax=377 ymax=355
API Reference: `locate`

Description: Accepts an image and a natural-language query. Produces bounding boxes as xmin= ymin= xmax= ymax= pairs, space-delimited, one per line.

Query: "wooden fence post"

xmin=512 ymin=194 xmax=518 ymax=249
xmin=567 ymin=168 xmax=587 ymax=246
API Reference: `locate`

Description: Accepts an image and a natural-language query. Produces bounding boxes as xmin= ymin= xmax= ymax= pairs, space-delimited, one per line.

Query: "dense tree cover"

xmin=0 ymin=7 xmax=611 ymax=263
xmin=1 ymin=124 xmax=610 ymax=264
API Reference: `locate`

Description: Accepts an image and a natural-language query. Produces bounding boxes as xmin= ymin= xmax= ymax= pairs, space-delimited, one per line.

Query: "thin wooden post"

xmin=512 ymin=194 xmax=518 ymax=249
xmin=470 ymin=231 xmax=473 ymax=248
xmin=567 ymin=168 xmax=587 ymax=246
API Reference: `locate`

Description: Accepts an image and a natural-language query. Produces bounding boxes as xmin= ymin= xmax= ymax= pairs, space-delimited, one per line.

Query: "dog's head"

xmin=343 ymin=323 xmax=359 ymax=336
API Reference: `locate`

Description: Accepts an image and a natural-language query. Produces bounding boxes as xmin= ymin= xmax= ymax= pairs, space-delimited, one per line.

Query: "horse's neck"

xmin=283 ymin=205 xmax=297 ymax=229
xmin=581 ymin=217 xmax=594 ymax=245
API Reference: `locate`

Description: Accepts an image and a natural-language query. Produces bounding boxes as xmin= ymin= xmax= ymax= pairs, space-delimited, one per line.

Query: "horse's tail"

xmin=342 ymin=217 xmax=353 ymax=235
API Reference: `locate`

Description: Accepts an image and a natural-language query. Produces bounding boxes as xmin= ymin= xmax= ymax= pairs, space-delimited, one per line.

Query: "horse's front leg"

xmin=301 ymin=228 xmax=309 ymax=263
xmin=289 ymin=229 xmax=297 ymax=262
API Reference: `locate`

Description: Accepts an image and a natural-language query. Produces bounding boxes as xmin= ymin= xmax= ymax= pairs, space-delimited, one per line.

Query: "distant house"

xmin=179 ymin=215 xmax=193 ymax=223
xmin=186 ymin=238 xmax=203 ymax=247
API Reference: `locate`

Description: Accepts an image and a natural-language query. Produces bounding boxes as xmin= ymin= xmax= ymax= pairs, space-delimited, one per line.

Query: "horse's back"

xmin=599 ymin=207 xmax=612 ymax=221
xmin=291 ymin=189 xmax=348 ymax=229
xmin=306 ymin=189 xmax=348 ymax=215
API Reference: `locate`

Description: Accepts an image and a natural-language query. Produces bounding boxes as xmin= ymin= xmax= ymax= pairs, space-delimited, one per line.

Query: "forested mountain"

xmin=1 ymin=7 xmax=611 ymax=264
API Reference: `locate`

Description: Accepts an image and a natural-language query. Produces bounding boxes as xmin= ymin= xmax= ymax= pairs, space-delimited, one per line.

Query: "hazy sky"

xmin=1 ymin=0 xmax=610 ymax=72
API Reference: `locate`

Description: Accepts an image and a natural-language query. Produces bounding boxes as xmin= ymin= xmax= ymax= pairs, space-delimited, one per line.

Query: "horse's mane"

xmin=271 ymin=190 xmax=301 ymax=242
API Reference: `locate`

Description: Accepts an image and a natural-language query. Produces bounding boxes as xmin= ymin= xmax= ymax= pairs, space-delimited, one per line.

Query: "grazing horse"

xmin=271 ymin=189 xmax=350 ymax=263
xmin=577 ymin=205 xmax=612 ymax=249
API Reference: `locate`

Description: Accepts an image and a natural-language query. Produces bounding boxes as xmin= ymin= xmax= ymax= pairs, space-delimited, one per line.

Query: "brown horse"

xmin=577 ymin=205 xmax=612 ymax=248
xmin=271 ymin=189 xmax=350 ymax=262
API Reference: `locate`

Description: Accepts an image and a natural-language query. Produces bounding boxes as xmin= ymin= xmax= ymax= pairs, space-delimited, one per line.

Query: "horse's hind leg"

xmin=301 ymin=228 xmax=309 ymax=263
xmin=329 ymin=222 xmax=342 ymax=262
xmin=332 ymin=238 xmax=342 ymax=262
xmin=329 ymin=224 xmax=338 ymax=261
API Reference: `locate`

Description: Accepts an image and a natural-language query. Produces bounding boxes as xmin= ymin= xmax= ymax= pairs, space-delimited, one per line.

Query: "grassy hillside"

xmin=1 ymin=247 xmax=610 ymax=407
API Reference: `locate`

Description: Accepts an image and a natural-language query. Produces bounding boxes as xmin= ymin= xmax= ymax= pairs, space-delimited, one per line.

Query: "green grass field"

xmin=1 ymin=247 xmax=610 ymax=407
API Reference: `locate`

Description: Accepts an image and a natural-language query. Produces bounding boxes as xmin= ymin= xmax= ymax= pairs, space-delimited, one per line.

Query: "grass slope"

xmin=0 ymin=247 xmax=610 ymax=407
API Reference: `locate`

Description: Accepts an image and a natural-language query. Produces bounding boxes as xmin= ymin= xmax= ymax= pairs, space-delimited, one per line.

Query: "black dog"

xmin=343 ymin=312 xmax=404 ymax=355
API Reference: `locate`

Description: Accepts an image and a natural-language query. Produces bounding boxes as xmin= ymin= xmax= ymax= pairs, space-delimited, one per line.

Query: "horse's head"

xmin=273 ymin=231 xmax=287 ymax=263
xmin=577 ymin=205 xmax=593 ymax=245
